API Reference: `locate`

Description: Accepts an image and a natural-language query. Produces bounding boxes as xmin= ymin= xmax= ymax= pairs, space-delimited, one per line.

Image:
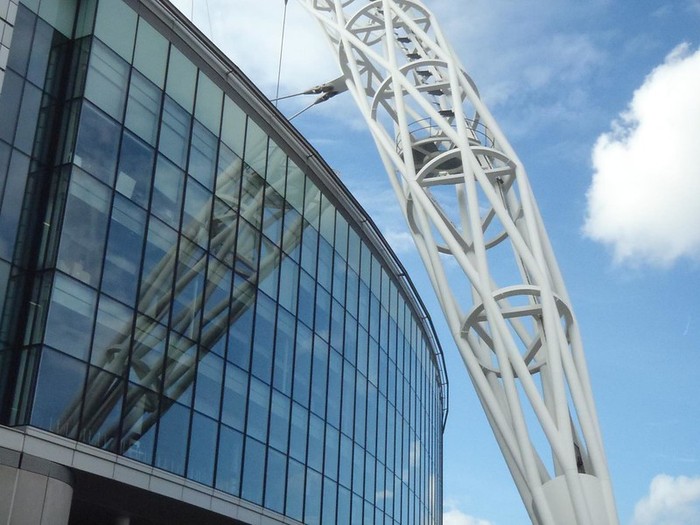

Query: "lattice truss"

xmin=299 ymin=1 xmax=618 ymax=523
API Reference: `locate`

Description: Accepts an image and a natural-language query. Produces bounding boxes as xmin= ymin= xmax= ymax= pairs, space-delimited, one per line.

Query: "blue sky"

xmin=174 ymin=1 xmax=700 ymax=523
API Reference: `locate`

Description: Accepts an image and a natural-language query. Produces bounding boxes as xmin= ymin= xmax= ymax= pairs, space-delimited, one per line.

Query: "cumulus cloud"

xmin=583 ymin=43 xmax=700 ymax=266
xmin=632 ymin=474 xmax=700 ymax=525
xmin=443 ymin=507 xmax=494 ymax=525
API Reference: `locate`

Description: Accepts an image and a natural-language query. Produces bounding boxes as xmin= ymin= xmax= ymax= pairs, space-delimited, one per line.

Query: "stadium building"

xmin=0 ymin=0 xmax=448 ymax=523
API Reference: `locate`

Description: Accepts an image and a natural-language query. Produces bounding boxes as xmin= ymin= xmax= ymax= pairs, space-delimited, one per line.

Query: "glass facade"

xmin=0 ymin=1 xmax=447 ymax=524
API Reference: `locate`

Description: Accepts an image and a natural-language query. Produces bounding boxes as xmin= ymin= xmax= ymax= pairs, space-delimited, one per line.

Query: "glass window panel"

xmin=182 ymin=177 xmax=212 ymax=247
xmin=297 ymin=270 xmax=314 ymax=328
xmin=307 ymin=413 xmax=324 ymax=472
xmin=268 ymin=389 xmax=290 ymax=453
xmin=246 ymin=377 xmax=269 ymax=442
xmin=335 ymin=213 xmax=349 ymax=260
xmin=194 ymin=351 xmax=223 ymax=419
xmin=31 ymin=348 xmax=86 ymax=439
xmin=304 ymin=468 xmax=322 ymax=525
xmin=215 ymin=142 xmax=242 ymax=206
xmin=289 ymin=402 xmax=307 ymax=462
xmin=337 ymin=485 xmax=351 ymax=525
xmin=221 ymin=96 xmax=246 ymax=156
xmin=303 ymin=179 xmax=321 ymax=228
xmin=14 ymin=81 xmax=42 ymax=154
xmin=300 ymin=226 xmax=317 ymax=277
xmin=228 ymin=297 xmax=253 ymax=371
xmin=325 ymin=424 xmax=339 ymax=481
xmin=251 ymin=293 xmax=275 ymax=383
xmin=133 ymin=19 xmax=168 ymax=87
xmin=91 ymin=294 xmax=132 ymax=373
xmin=116 ymin=130 xmax=154 ymax=208
xmin=138 ymin=217 xmax=177 ymax=319
xmin=94 ymin=0 xmax=137 ymax=60
xmin=319 ymin=200 xmax=335 ymax=244
xmin=323 ymin=477 xmax=338 ymax=524
xmin=73 ymin=103 xmax=120 ymax=185
xmin=285 ymin=161 xmax=305 ymax=213
xmin=277 ymin=257 xmax=298 ymax=315
xmin=129 ymin=316 xmax=165 ymax=391
xmin=189 ymin=121 xmax=217 ymax=190
xmin=151 ymin=154 xmax=185 ymax=228
xmin=0 ymin=150 xmax=30 ymax=261
xmin=243 ymin=119 xmax=267 ymax=176
xmin=314 ymin=287 xmax=331 ymax=342
xmin=120 ymin=382 xmax=158 ymax=463
xmin=266 ymin=142 xmax=287 ymax=195
xmin=159 ymin=96 xmax=191 ymax=168
xmin=155 ymin=401 xmax=190 ymax=475
xmin=257 ymin=237 xmax=280 ymax=299
xmin=216 ymin=425 xmax=243 ymax=495
xmin=317 ymin=238 xmax=333 ymax=291
xmin=339 ymin=434 xmax=352 ymax=489
xmin=81 ymin=367 xmax=123 ymax=452
xmin=102 ymin=195 xmax=146 ymax=305
xmin=125 ymin=71 xmax=162 ymax=146
xmin=285 ymin=458 xmax=305 ymax=521
xmin=187 ymin=412 xmax=217 ymax=485
xmin=165 ymin=46 xmax=196 ymax=111
xmin=292 ymin=322 xmax=311 ymax=406
xmin=327 ymin=349 xmax=342 ymax=429
xmin=0 ymin=71 xmax=22 ymax=144
xmin=273 ymin=307 xmax=294 ymax=396
xmin=6 ymin=6 xmax=33 ymax=77
xmin=44 ymin=274 xmax=96 ymax=360
xmin=241 ymin=437 xmax=265 ymax=505
xmin=221 ymin=363 xmax=248 ymax=431
xmin=352 ymin=447 xmax=365 ymax=496
xmin=163 ymin=334 xmax=196 ymax=405
xmin=265 ymin=448 xmax=287 ymax=514
xmin=84 ymin=39 xmax=129 ymax=120
xmin=171 ymin=240 xmax=205 ymax=339
xmin=195 ymin=71 xmax=222 ymax=133
xmin=340 ymin=361 xmax=355 ymax=437
xmin=262 ymin=185 xmax=284 ymax=246
xmin=209 ymin=198 xmax=237 ymax=266
xmin=239 ymin=168 xmax=264 ymax=229
xmin=200 ymin=258 xmax=231 ymax=355
xmin=281 ymin=204 xmax=302 ymax=262
xmin=310 ymin=338 xmax=328 ymax=417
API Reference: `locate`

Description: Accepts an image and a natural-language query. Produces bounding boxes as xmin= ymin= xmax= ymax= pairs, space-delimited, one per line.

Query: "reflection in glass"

xmin=57 ymin=169 xmax=110 ymax=287
xmin=216 ymin=424 xmax=243 ymax=495
xmin=44 ymin=274 xmax=97 ymax=361
xmin=155 ymin=401 xmax=190 ymax=475
xmin=91 ymin=294 xmax=133 ymax=373
xmin=189 ymin=121 xmax=217 ymax=190
xmin=221 ymin=363 xmax=247 ymax=431
xmin=152 ymin=155 xmax=185 ymax=229
xmin=116 ymin=130 xmax=155 ymax=208
xmin=84 ymin=39 xmax=129 ymax=120
xmin=80 ymin=367 xmax=123 ymax=452
xmin=193 ymin=351 xmax=223 ymax=419
xmin=242 ymin=436 xmax=265 ymax=504
xmin=73 ymin=103 xmax=120 ymax=185
xmin=125 ymin=71 xmax=162 ymax=146
xmin=187 ymin=412 xmax=217 ymax=485
xmin=102 ymin=195 xmax=146 ymax=305
xmin=31 ymin=348 xmax=86 ymax=439
xmin=159 ymin=96 xmax=191 ymax=168
xmin=265 ymin=448 xmax=287 ymax=514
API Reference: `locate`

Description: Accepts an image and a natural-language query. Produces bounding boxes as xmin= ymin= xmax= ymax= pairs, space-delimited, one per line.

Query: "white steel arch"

xmin=298 ymin=1 xmax=618 ymax=523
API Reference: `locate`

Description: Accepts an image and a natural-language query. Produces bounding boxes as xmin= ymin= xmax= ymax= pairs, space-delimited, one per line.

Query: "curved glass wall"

xmin=0 ymin=1 xmax=447 ymax=524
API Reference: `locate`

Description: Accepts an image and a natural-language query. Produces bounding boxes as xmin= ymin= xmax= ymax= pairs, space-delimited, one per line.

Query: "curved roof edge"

xmin=134 ymin=0 xmax=448 ymax=427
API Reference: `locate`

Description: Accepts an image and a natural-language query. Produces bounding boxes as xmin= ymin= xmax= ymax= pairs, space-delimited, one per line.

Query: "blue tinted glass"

xmin=241 ymin=437 xmax=265 ymax=504
xmin=265 ymin=448 xmax=287 ymax=514
xmin=221 ymin=363 xmax=247 ymax=431
xmin=90 ymin=294 xmax=132 ymax=374
xmin=189 ymin=121 xmax=217 ymax=189
xmin=304 ymin=468 xmax=322 ymax=525
xmin=272 ymin=307 xmax=294 ymax=395
xmin=82 ymin=367 xmax=123 ymax=452
xmin=251 ymin=293 xmax=275 ymax=383
xmin=116 ymin=131 xmax=154 ymax=208
xmin=216 ymin=425 xmax=243 ymax=495
xmin=285 ymin=458 xmax=305 ymax=521
xmin=151 ymin=155 xmax=185 ymax=229
xmin=155 ymin=402 xmax=190 ymax=475
xmin=194 ymin=352 xmax=223 ymax=419
xmin=187 ymin=412 xmax=217 ymax=485
xmin=159 ymin=96 xmax=191 ymax=168
xmin=44 ymin=274 xmax=97 ymax=361
xmin=31 ymin=348 xmax=86 ymax=439
xmin=163 ymin=334 xmax=196 ymax=406
xmin=125 ymin=71 xmax=162 ymax=146
xmin=182 ymin=177 xmax=211 ymax=247
xmin=246 ymin=377 xmax=269 ymax=442
xmin=102 ymin=195 xmax=146 ymax=306
xmin=268 ymin=389 xmax=290 ymax=453
xmin=74 ymin=103 xmax=120 ymax=185
xmin=120 ymin=383 xmax=158 ymax=464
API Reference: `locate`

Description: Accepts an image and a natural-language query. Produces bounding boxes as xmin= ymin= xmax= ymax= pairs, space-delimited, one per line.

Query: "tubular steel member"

xmin=298 ymin=1 xmax=618 ymax=523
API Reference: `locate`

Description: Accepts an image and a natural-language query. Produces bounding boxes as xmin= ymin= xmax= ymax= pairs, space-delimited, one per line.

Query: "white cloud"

xmin=583 ymin=43 xmax=700 ymax=266
xmin=631 ymin=474 xmax=700 ymax=525
xmin=443 ymin=507 xmax=494 ymax=525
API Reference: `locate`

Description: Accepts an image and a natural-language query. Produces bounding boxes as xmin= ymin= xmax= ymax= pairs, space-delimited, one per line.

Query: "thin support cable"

xmin=205 ymin=0 xmax=215 ymax=42
xmin=275 ymin=0 xmax=290 ymax=107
